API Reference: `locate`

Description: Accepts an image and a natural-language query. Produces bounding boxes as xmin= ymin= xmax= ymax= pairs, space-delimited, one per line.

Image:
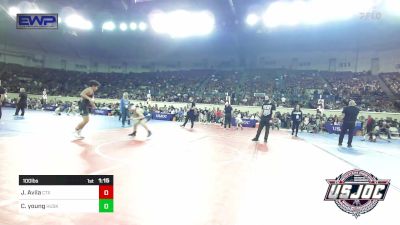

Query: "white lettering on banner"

xmin=155 ymin=114 xmax=168 ymax=119
xmin=333 ymin=126 xmax=341 ymax=132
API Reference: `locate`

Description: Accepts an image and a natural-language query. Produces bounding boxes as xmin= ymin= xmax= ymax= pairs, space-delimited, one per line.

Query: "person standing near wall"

xmin=252 ymin=96 xmax=276 ymax=143
xmin=14 ymin=88 xmax=27 ymax=117
xmin=338 ymin=100 xmax=360 ymax=148
xmin=42 ymin=88 xmax=48 ymax=105
xmin=120 ymin=92 xmax=131 ymax=127
xmin=181 ymin=98 xmax=196 ymax=129
xmin=224 ymin=102 xmax=233 ymax=129
xmin=291 ymin=104 xmax=303 ymax=137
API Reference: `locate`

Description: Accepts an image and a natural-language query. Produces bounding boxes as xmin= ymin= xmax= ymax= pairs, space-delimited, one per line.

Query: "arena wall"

xmin=255 ymin=49 xmax=400 ymax=73
xmin=1 ymin=44 xmax=400 ymax=73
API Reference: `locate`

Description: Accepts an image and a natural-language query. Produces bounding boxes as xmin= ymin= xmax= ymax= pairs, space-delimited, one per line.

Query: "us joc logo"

xmin=324 ymin=169 xmax=390 ymax=218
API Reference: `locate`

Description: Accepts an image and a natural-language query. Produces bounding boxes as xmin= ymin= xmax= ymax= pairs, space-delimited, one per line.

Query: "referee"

xmin=224 ymin=102 xmax=233 ymax=129
xmin=181 ymin=99 xmax=196 ymax=129
xmin=338 ymin=100 xmax=360 ymax=148
xmin=252 ymin=96 xmax=276 ymax=142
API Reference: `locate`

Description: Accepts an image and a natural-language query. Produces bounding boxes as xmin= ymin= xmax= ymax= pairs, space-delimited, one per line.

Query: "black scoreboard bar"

xmin=19 ymin=175 xmax=114 ymax=185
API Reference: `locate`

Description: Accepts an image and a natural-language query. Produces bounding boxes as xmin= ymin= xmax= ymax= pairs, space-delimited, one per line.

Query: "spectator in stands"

xmin=271 ymin=115 xmax=281 ymax=130
xmin=216 ymin=108 xmax=223 ymax=126
xmin=364 ymin=115 xmax=375 ymax=141
xmin=1 ymin=63 xmax=399 ymax=112
xmin=66 ymin=102 xmax=78 ymax=116
xmin=301 ymin=115 xmax=310 ymax=132
xmin=333 ymin=116 xmax=340 ymax=125
xmin=379 ymin=121 xmax=392 ymax=140
xmin=308 ymin=115 xmax=318 ymax=133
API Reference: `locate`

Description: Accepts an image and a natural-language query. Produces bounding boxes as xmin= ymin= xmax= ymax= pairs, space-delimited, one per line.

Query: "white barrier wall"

xmin=256 ymin=49 xmax=400 ymax=73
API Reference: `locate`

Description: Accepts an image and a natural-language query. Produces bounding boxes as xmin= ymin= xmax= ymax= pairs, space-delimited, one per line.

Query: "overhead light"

xmin=192 ymin=11 xmax=215 ymax=36
xmin=262 ymin=0 xmax=377 ymax=28
xmin=139 ymin=22 xmax=147 ymax=31
xmin=102 ymin=21 xmax=116 ymax=31
xmin=149 ymin=10 xmax=215 ymax=38
xmin=246 ymin=14 xmax=259 ymax=26
xmin=130 ymin=22 xmax=137 ymax=30
xmin=8 ymin=6 xmax=20 ymax=18
xmin=149 ymin=11 xmax=167 ymax=33
xmin=385 ymin=0 xmax=400 ymax=16
xmin=120 ymin=22 xmax=128 ymax=31
xmin=65 ymin=14 xmax=93 ymax=30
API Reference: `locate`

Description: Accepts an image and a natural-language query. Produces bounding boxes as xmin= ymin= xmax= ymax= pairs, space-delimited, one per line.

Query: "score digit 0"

xmin=99 ymin=185 xmax=113 ymax=199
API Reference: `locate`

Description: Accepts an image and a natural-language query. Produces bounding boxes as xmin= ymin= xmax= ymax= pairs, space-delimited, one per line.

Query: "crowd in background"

xmin=2 ymin=92 xmax=399 ymax=140
xmin=381 ymin=73 xmax=400 ymax=96
xmin=1 ymin=62 xmax=399 ymax=114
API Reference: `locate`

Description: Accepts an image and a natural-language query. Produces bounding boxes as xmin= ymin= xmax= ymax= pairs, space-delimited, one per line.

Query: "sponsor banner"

xmin=16 ymin=14 xmax=58 ymax=29
xmin=325 ymin=121 xmax=362 ymax=134
xmin=3 ymin=103 xmax=16 ymax=108
xmin=231 ymin=119 xmax=257 ymax=128
xmin=151 ymin=112 xmax=174 ymax=121
xmin=92 ymin=109 xmax=111 ymax=116
xmin=43 ymin=105 xmax=57 ymax=111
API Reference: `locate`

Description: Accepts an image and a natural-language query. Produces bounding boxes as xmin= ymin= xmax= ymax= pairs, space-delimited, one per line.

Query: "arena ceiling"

xmin=0 ymin=0 xmax=400 ymax=62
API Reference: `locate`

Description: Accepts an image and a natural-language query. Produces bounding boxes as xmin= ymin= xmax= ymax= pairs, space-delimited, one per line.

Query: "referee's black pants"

xmin=255 ymin=118 xmax=270 ymax=141
xmin=224 ymin=114 xmax=232 ymax=128
xmin=339 ymin=121 xmax=356 ymax=146
xmin=182 ymin=115 xmax=195 ymax=128
xmin=15 ymin=104 xmax=26 ymax=116
xmin=292 ymin=121 xmax=300 ymax=135
xmin=366 ymin=125 xmax=373 ymax=140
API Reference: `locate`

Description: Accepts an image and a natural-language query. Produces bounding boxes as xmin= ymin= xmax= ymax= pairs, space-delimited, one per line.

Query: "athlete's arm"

xmin=340 ymin=107 xmax=346 ymax=121
xmin=271 ymin=103 xmax=276 ymax=119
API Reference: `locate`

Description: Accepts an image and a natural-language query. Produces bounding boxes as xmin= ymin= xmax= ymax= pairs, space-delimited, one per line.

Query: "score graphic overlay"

xmin=19 ymin=175 xmax=113 ymax=213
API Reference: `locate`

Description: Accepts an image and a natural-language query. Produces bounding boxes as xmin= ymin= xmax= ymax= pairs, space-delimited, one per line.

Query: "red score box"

xmin=99 ymin=185 xmax=113 ymax=199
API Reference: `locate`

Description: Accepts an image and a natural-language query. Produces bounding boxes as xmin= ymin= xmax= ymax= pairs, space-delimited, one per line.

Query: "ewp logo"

xmin=17 ymin=14 xmax=58 ymax=29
